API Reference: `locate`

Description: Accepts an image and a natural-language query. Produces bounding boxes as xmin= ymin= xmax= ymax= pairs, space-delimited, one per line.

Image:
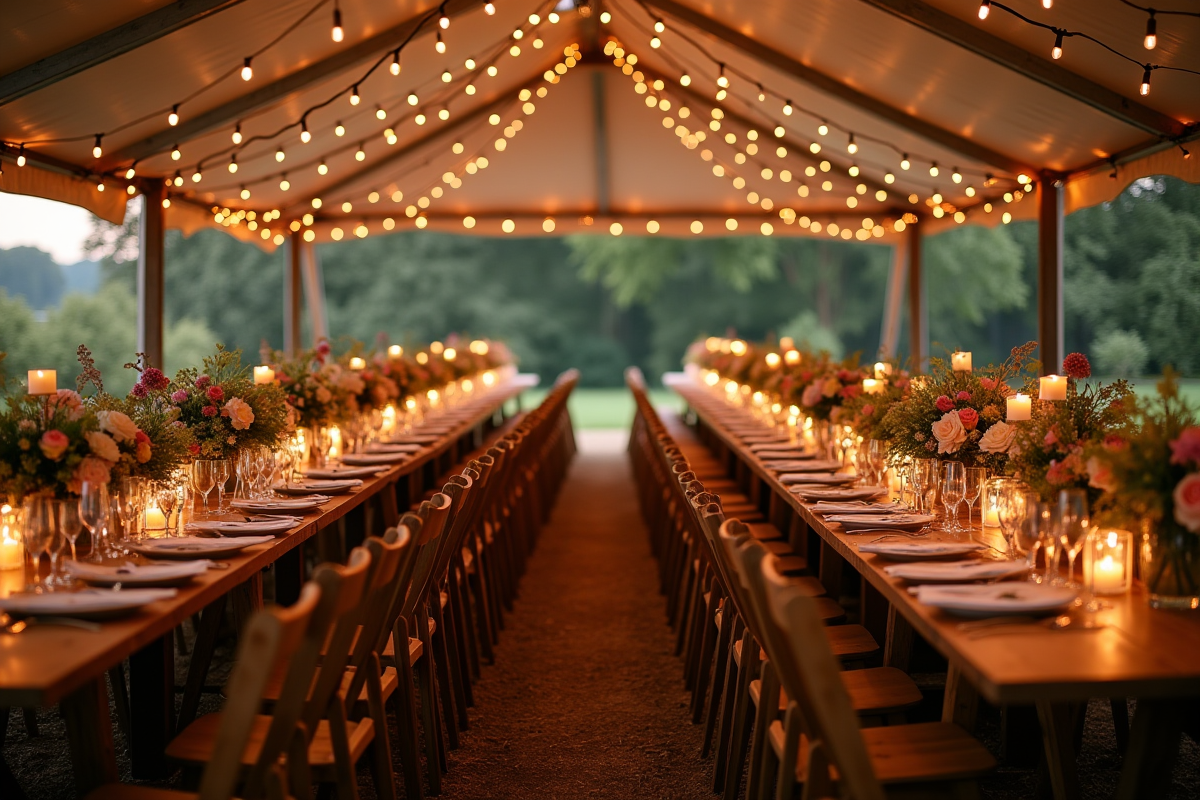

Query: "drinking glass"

xmin=79 ymin=480 xmax=109 ymax=560
xmin=1015 ymin=495 xmax=1049 ymax=581
xmin=916 ymin=459 xmax=939 ymax=514
xmin=44 ymin=507 xmax=68 ymax=588
xmin=119 ymin=477 xmax=147 ymax=543
xmin=997 ymin=483 xmax=1028 ymax=558
xmin=235 ymin=449 xmax=252 ymax=498
xmin=21 ymin=497 xmax=57 ymax=592
xmin=909 ymin=459 xmax=926 ymax=512
xmin=156 ymin=482 xmax=179 ymax=536
xmin=1058 ymin=489 xmax=1089 ymax=588
xmin=962 ymin=467 xmax=987 ymax=531
xmin=59 ymin=496 xmax=84 ymax=564
xmin=191 ymin=460 xmax=218 ymax=517
xmin=941 ymin=462 xmax=966 ymax=533
xmin=214 ymin=459 xmax=232 ymax=512
xmin=867 ymin=440 xmax=887 ymax=487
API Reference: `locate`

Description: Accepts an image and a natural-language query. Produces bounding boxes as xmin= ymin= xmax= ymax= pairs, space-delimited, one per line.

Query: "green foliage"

xmin=1092 ymin=329 xmax=1150 ymax=377
xmin=779 ymin=310 xmax=843 ymax=358
xmin=0 ymin=246 xmax=64 ymax=308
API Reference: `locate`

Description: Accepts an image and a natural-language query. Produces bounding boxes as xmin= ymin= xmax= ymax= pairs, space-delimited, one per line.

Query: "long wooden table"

xmin=0 ymin=375 xmax=538 ymax=797
xmin=664 ymin=373 xmax=1200 ymax=800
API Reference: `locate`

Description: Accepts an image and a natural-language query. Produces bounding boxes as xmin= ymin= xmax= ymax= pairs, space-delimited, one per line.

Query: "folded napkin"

xmin=779 ymin=473 xmax=857 ymax=485
xmin=766 ymin=459 xmax=841 ymax=473
xmin=811 ymin=501 xmax=908 ymax=514
xmin=137 ymin=535 xmax=275 ymax=551
xmin=67 ymin=560 xmax=209 ymax=585
xmin=883 ymin=560 xmax=1028 ymax=583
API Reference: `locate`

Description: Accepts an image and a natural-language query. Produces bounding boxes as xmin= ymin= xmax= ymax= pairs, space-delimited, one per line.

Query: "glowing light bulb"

xmin=528 ymin=13 xmax=540 ymax=24
xmin=484 ymin=2 xmax=495 ymax=14
xmin=900 ymin=154 xmax=910 ymax=170
xmin=680 ymin=73 xmax=691 ymax=86
xmin=439 ymin=12 xmax=450 ymax=29
xmin=1043 ymin=0 xmax=1052 ymax=7
xmin=390 ymin=51 xmax=401 ymax=75
xmin=241 ymin=57 xmax=253 ymax=81
xmin=92 ymin=135 xmax=103 ymax=158
xmin=654 ymin=19 xmax=665 ymax=33
xmin=407 ymin=92 xmax=418 ymax=106
xmin=929 ymin=162 xmax=939 ymax=177
xmin=280 ymin=176 xmax=290 ymax=190
xmin=817 ymin=122 xmax=829 ymax=136
xmin=783 ymin=100 xmax=793 ymax=116
xmin=240 ymin=187 xmax=250 ymax=200
xmin=168 ymin=105 xmax=179 ymax=126
xmin=275 ymin=147 xmax=285 ymax=162
xmin=1140 ymin=66 xmax=1151 ymax=95
xmin=300 ymin=122 xmax=311 ymax=143
xmin=355 ymin=144 xmax=365 ymax=161
xmin=465 ymin=58 xmax=476 ymax=69
xmin=651 ymin=36 xmax=661 ymax=48
xmin=335 ymin=122 xmax=345 ymax=137
xmin=171 ymin=146 xmax=181 ymax=161
xmin=1144 ymin=13 xmax=1157 ymax=50
xmin=436 ymin=32 xmax=446 ymax=53
xmin=376 ymin=106 xmax=387 ymax=120
xmin=441 ymin=70 xmax=452 ymax=82
xmin=124 ymin=166 xmax=134 ymax=179
xmin=847 ymin=134 xmax=857 ymax=154
xmin=228 ymin=156 xmax=238 ymax=173
xmin=350 ymin=85 xmax=360 ymax=105
xmin=600 ymin=10 xmax=611 ymax=23
xmin=317 ymin=161 xmax=328 ymax=175
xmin=978 ymin=0 xmax=990 ymax=20
xmin=1052 ymin=31 xmax=1063 ymax=60
xmin=191 ymin=169 xmax=202 ymax=183
xmin=952 ymin=168 xmax=963 ymax=184
xmin=332 ymin=7 xmax=344 ymax=41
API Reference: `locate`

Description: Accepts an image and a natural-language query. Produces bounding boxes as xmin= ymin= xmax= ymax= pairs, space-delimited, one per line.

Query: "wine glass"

xmin=941 ymin=462 xmax=966 ymax=533
xmin=867 ymin=440 xmax=887 ymax=487
xmin=119 ymin=477 xmax=146 ymax=544
xmin=214 ymin=459 xmax=232 ymax=512
xmin=962 ymin=467 xmax=987 ymax=531
xmin=191 ymin=460 xmax=217 ymax=518
xmin=79 ymin=480 xmax=109 ymax=560
xmin=917 ymin=459 xmax=939 ymax=515
xmin=1015 ymin=495 xmax=1049 ymax=581
xmin=21 ymin=497 xmax=58 ymax=593
xmin=56 ymin=501 xmax=83 ymax=581
xmin=44 ymin=507 xmax=68 ymax=589
xmin=997 ymin=483 xmax=1028 ymax=558
xmin=1058 ymin=489 xmax=1089 ymax=588
xmin=156 ymin=482 xmax=178 ymax=537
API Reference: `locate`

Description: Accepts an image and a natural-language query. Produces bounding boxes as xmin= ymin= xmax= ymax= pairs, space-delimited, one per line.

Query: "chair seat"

xmin=382 ymin=633 xmax=425 ymax=663
xmin=773 ymin=555 xmax=810 ymax=575
xmin=166 ymin=711 xmax=375 ymax=772
xmin=771 ymin=721 xmax=996 ymax=784
xmin=744 ymin=522 xmax=784 ymax=541
xmin=750 ymin=667 xmax=922 ymax=716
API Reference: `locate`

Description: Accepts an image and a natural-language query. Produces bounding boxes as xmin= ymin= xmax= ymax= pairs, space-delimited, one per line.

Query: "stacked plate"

xmin=790 ymin=486 xmax=889 ymax=502
xmin=766 ymin=459 xmax=842 ymax=473
xmin=810 ymin=501 xmax=908 ymax=514
xmin=188 ymin=517 xmax=301 ymax=536
xmin=913 ymin=583 xmax=1077 ymax=618
xmin=365 ymin=442 xmax=423 ymax=454
xmin=825 ymin=513 xmax=936 ymax=532
xmin=858 ymin=540 xmax=986 ymax=561
xmin=340 ymin=452 xmax=409 ymax=466
xmin=779 ymin=473 xmax=859 ymax=486
xmin=274 ymin=479 xmax=363 ymax=495
xmin=0 ymin=588 xmax=178 ymax=620
xmin=884 ymin=560 xmax=1029 ymax=584
xmin=231 ymin=496 xmax=329 ymax=514
xmin=67 ymin=560 xmax=209 ymax=588
xmin=303 ymin=466 xmax=381 ymax=479
xmin=129 ymin=535 xmax=274 ymax=559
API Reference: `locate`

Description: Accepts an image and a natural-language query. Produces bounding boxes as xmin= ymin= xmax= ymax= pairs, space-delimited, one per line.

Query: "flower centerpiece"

xmin=879 ymin=342 xmax=1039 ymax=469
xmin=1004 ymin=352 xmax=1133 ymax=503
xmin=841 ymin=364 xmax=913 ymax=441
xmin=164 ymin=346 xmax=289 ymax=460
xmin=269 ymin=340 xmax=351 ymax=431
xmin=793 ymin=355 xmax=868 ymax=424
xmin=1086 ymin=371 xmax=1200 ymax=608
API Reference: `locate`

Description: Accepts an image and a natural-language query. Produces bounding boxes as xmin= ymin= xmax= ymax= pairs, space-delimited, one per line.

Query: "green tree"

xmin=0 ymin=246 xmax=64 ymax=308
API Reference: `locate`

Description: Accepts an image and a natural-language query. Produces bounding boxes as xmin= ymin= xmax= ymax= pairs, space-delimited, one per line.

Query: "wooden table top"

xmin=665 ymin=375 xmax=1200 ymax=705
xmin=0 ymin=376 xmax=537 ymax=707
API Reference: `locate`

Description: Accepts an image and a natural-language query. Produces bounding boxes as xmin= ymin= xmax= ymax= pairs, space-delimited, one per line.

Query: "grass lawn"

xmin=518 ymin=379 xmax=1200 ymax=431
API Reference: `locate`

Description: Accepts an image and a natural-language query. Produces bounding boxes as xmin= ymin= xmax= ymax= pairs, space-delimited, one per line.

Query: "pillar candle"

xmin=253 ymin=366 xmax=275 ymax=384
xmin=388 ymin=345 xmax=402 ymax=357
xmin=27 ymin=369 xmax=57 ymax=395
xmin=349 ymin=357 xmax=366 ymax=371
xmin=0 ymin=534 xmax=23 ymax=571
xmin=862 ymin=378 xmax=884 ymax=395
xmin=951 ymin=352 xmax=973 ymax=372
xmin=144 ymin=505 xmax=167 ymax=531
xmin=1039 ymin=374 xmax=1067 ymax=401
xmin=874 ymin=362 xmax=892 ymax=379
xmin=1007 ymin=393 xmax=1032 ymax=421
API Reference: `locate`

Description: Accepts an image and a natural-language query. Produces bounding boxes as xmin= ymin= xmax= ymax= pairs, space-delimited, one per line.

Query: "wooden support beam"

xmin=111 ymin=0 xmax=479 ymax=165
xmin=285 ymin=231 xmax=303 ymax=355
xmin=906 ymin=218 xmax=926 ymax=369
xmin=0 ymin=0 xmax=246 ymax=106
xmin=299 ymin=241 xmax=329 ymax=346
xmin=880 ymin=235 xmax=909 ymax=358
xmin=1037 ymin=174 xmax=1064 ymax=374
xmin=644 ymin=0 xmax=1033 ymax=176
xmin=137 ymin=181 xmax=166 ymax=369
xmin=857 ymin=0 xmax=1189 ymax=140
xmin=592 ymin=69 xmax=612 ymax=214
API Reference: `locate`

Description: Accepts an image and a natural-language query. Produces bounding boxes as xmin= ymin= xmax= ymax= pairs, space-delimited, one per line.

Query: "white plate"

xmin=858 ymin=541 xmax=986 ymax=562
xmin=188 ymin=517 xmax=300 ymax=536
xmin=274 ymin=479 xmax=362 ymax=495
xmin=914 ymin=583 xmax=1077 ymax=618
xmin=827 ymin=513 xmax=937 ymax=531
xmin=339 ymin=452 xmax=409 ymax=466
xmin=385 ymin=434 xmax=440 ymax=444
xmin=0 ymin=588 xmax=177 ymax=620
xmin=231 ymin=497 xmax=329 ymax=513
xmin=811 ymin=502 xmax=909 ymax=514
xmin=365 ymin=443 xmax=423 ymax=454
xmin=756 ymin=451 xmax=818 ymax=461
xmin=304 ymin=465 xmax=383 ymax=479
xmin=790 ymin=486 xmax=889 ymax=502
xmin=749 ymin=442 xmax=808 ymax=453
xmin=779 ymin=473 xmax=859 ymax=486
xmin=767 ymin=459 xmax=842 ymax=473
xmin=884 ymin=560 xmax=1029 ymax=584
xmin=129 ymin=535 xmax=274 ymax=559
xmin=67 ymin=561 xmax=209 ymax=588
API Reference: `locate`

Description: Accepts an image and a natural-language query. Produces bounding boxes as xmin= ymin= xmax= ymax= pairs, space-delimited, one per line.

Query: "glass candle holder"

xmin=982 ymin=477 xmax=1011 ymax=528
xmin=1084 ymin=528 xmax=1133 ymax=595
xmin=0 ymin=504 xmax=25 ymax=571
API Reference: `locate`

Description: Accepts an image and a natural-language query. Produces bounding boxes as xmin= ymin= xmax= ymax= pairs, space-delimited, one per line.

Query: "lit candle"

xmin=951 ymin=352 xmax=973 ymax=372
xmin=253 ymin=365 xmax=275 ymax=385
xmin=349 ymin=357 xmax=366 ymax=371
xmin=874 ymin=361 xmax=892 ymax=379
xmin=27 ymin=369 xmax=57 ymax=395
xmin=0 ymin=523 xmax=23 ymax=571
xmin=1007 ymin=393 xmax=1032 ymax=421
xmin=144 ymin=504 xmax=167 ymax=532
xmin=1092 ymin=555 xmax=1123 ymax=594
xmin=862 ymin=378 xmax=884 ymax=395
xmin=388 ymin=345 xmax=403 ymax=357
xmin=1087 ymin=529 xmax=1131 ymax=595
xmin=983 ymin=500 xmax=1000 ymax=527
xmin=1039 ymin=374 xmax=1067 ymax=401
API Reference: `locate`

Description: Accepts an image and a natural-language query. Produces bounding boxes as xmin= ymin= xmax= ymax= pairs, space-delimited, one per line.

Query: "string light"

xmin=16 ymin=145 xmax=25 ymax=167
xmin=92 ymin=135 xmax=103 ymax=158
xmin=355 ymin=143 xmax=366 ymax=161
xmin=1043 ymin=0 xmax=1052 ymax=6
xmin=1052 ymin=30 xmax=1064 ymax=59
xmin=335 ymin=122 xmax=345 ymax=136
xmin=228 ymin=155 xmax=237 ymax=173
xmin=231 ymin=124 xmax=242 ymax=144
xmin=391 ymin=51 xmax=401 ymax=75
xmin=439 ymin=10 xmax=451 ymax=29
xmin=528 ymin=13 xmax=540 ymax=24
xmin=331 ymin=2 xmax=344 ymax=42
xmin=168 ymin=105 xmax=179 ymax=126
xmin=173 ymin=171 xmax=182 ymax=186
xmin=241 ymin=57 xmax=253 ymax=81
xmin=375 ymin=106 xmax=387 ymax=119
xmin=465 ymin=58 xmax=476 ymax=69
xmin=436 ymin=32 xmax=446 ymax=53
xmin=655 ymin=19 xmax=666 ymax=33
xmin=484 ymin=1 xmax=495 ymax=14
xmin=191 ymin=169 xmax=202 ymax=183
xmin=407 ymin=92 xmax=419 ymax=105
xmin=317 ymin=160 xmax=328 ymax=175
xmin=300 ymin=119 xmax=311 ymax=143
xmin=847 ymin=133 xmax=857 ymax=154
xmin=280 ymin=175 xmax=290 ymax=190
xmin=952 ymin=167 xmax=963 ymax=183
xmin=1141 ymin=65 xmax=1152 ymax=94
xmin=1144 ymin=12 xmax=1157 ymax=49
xmin=716 ymin=64 xmax=729 ymax=88
xmin=600 ymin=10 xmax=611 ymax=23
xmin=350 ymin=85 xmax=360 ymax=105
xmin=171 ymin=145 xmax=181 ymax=161
xmin=240 ymin=186 xmax=251 ymax=200
xmin=124 ymin=165 xmax=135 ymax=179
xmin=978 ymin=1 xmax=991 ymax=20
xmin=783 ymin=100 xmax=793 ymax=116
xmin=929 ymin=162 xmax=939 ymax=177
xmin=818 ymin=121 xmax=829 ymax=136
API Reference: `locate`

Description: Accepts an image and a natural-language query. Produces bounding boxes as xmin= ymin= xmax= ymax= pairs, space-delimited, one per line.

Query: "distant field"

xmin=519 ymin=379 xmax=1200 ymax=431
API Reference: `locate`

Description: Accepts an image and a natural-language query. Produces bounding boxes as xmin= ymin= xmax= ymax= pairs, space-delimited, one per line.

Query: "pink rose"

xmin=979 ymin=421 xmax=1017 ymax=454
xmin=39 ymin=429 xmax=70 ymax=460
xmin=195 ymin=375 xmax=211 ymax=388
xmin=931 ymin=410 xmax=968 ymax=454
xmin=958 ymin=407 xmax=979 ymax=430
xmin=222 ymin=397 xmax=255 ymax=430
xmin=800 ymin=381 xmax=824 ymax=408
xmin=957 ymin=391 xmax=971 ymax=401
xmin=979 ymin=377 xmax=997 ymax=391
xmin=935 ymin=395 xmax=954 ymax=413
xmin=1086 ymin=456 xmax=1116 ymax=493
xmin=202 ymin=405 xmax=219 ymax=417
xmin=1169 ymin=427 xmax=1200 ymax=466
xmin=861 ymin=404 xmax=875 ymax=417
xmin=69 ymin=456 xmax=112 ymax=494
xmin=1172 ymin=473 xmax=1200 ymax=533
xmin=171 ymin=389 xmax=189 ymax=403
xmin=206 ymin=385 xmax=225 ymax=402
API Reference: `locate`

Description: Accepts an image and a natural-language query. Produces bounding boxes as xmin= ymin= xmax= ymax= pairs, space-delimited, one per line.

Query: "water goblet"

xmin=997 ymin=482 xmax=1028 ymax=558
xmin=941 ymin=462 xmax=966 ymax=533
xmin=156 ymin=482 xmax=179 ymax=537
xmin=1015 ymin=495 xmax=1049 ymax=580
xmin=79 ymin=480 xmax=109 ymax=560
xmin=21 ymin=497 xmax=57 ymax=593
xmin=962 ymin=467 xmax=987 ymax=531
xmin=916 ymin=458 xmax=939 ymax=514
xmin=55 ymin=500 xmax=83 ymax=583
xmin=1058 ymin=488 xmax=1089 ymax=588
xmin=191 ymin=460 xmax=218 ymax=518
xmin=44 ymin=508 xmax=68 ymax=588
xmin=214 ymin=459 xmax=232 ymax=512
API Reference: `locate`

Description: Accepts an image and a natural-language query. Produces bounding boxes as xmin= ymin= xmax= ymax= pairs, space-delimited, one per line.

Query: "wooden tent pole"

xmin=906 ymin=218 xmax=926 ymax=370
xmin=137 ymin=182 xmax=166 ymax=369
xmin=300 ymin=241 xmax=329 ymax=346
xmin=1037 ymin=175 xmax=1065 ymax=374
xmin=285 ymin=231 xmax=303 ymax=356
xmin=879 ymin=233 xmax=909 ymax=359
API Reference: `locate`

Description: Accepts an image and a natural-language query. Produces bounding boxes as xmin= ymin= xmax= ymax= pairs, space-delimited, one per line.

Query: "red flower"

xmin=141 ymin=367 xmax=169 ymax=391
xmin=956 ymin=390 xmax=971 ymax=401
xmin=202 ymin=405 xmax=219 ymax=417
xmin=188 ymin=443 xmax=201 ymax=455
xmin=1170 ymin=427 xmax=1200 ymax=466
xmin=979 ymin=377 xmax=997 ymax=391
xmin=957 ymin=407 xmax=979 ymax=430
xmin=135 ymin=430 xmax=151 ymax=445
xmin=195 ymin=375 xmax=211 ymax=388
xmin=1062 ymin=352 xmax=1091 ymax=379
xmin=206 ymin=385 xmax=225 ymax=402
xmin=130 ymin=382 xmax=149 ymax=398
xmin=861 ymin=404 xmax=875 ymax=417
xmin=935 ymin=395 xmax=954 ymax=413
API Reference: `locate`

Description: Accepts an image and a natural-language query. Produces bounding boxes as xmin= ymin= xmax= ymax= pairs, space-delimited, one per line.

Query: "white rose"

xmin=97 ymin=410 xmax=139 ymax=443
xmin=223 ymin=397 xmax=255 ymax=430
xmin=85 ymin=430 xmax=121 ymax=462
xmin=931 ymin=410 xmax=967 ymax=454
xmin=978 ymin=421 xmax=1018 ymax=454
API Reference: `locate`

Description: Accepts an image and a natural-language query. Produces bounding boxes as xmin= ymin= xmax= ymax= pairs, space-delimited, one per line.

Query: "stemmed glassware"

xmin=53 ymin=501 xmax=83 ymax=585
xmin=156 ymin=481 xmax=179 ymax=536
xmin=997 ymin=482 xmax=1028 ymax=558
xmin=213 ymin=459 xmax=232 ymax=512
xmin=1058 ymin=489 xmax=1090 ymax=588
xmin=867 ymin=440 xmax=887 ymax=488
xmin=44 ymin=512 xmax=68 ymax=587
xmin=191 ymin=460 xmax=218 ymax=518
xmin=1015 ymin=494 xmax=1050 ymax=581
xmin=21 ymin=497 xmax=58 ymax=593
xmin=913 ymin=458 xmax=938 ymax=514
xmin=963 ymin=467 xmax=987 ymax=531
xmin=119 ymin=477 xmax=147 ymax=544
xmin=941 ymin=462 xmax=966 ymax=533
xmin=79 ymin=480 xmax=109 ymax=560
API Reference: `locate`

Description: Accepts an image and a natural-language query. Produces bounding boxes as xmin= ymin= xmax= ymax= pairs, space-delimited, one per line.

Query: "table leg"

xmin=1035 ymin=700 xmax=1081 ymax=800
xmin=60 ymin=677 xmax=117 ymax=795
xmin=275 ymin=542 xmax=305 ymax=606
xmin=942 ymin=665 xmax=979 ymax=733
xmin=818 ymin=540 xmax=845 ymax=598
xmin=883 ymin=605 xmax=914 ymax=672
xmin=1115 ymin=698 xmax=1184 ymax=800
xmin=177 ymin=598 xmax=224 ymax=732
xmin=128 ymin=634 xmax=175 ymax=779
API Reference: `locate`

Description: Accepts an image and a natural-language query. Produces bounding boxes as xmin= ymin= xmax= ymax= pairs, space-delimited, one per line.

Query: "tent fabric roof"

xmin=0 ymin=0 xmax=1196 ymax=246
